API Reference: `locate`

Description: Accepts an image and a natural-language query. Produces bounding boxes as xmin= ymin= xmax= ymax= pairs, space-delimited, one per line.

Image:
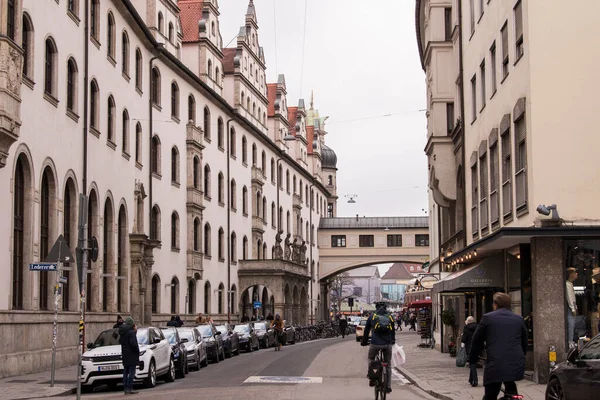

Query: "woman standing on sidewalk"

xmin=461 ymin=316 xmax=478 ymax=387
xmin=272 ymin=313 xmax=285 ymax=351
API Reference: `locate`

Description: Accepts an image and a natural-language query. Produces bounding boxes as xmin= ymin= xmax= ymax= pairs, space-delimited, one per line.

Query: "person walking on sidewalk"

xmin=469 ymin=293 xmax=528 ymax=400
xmin=272 ymin=313 xmax=285 ymax=351
xmin=361 ymin=301 xmax=396 ymax=394
xmin=339 ymin=315 xmax=348 ymax=338
xmin=119 ymin=317 xmax=140 ymax=395
xmin=396 ymin=313 xmax=403 ymax=331
xmin=461 ymin=316 xmax=479 ymax=387
xmin=409 ymin=313 xmax=417 ymax=331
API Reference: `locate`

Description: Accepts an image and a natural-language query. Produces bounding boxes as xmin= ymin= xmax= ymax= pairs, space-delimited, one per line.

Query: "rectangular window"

xmin=446 ymin=102 xmax=454 ymax=134
xmin=514 ymin=1 xmax=524 ymax=59
xmin=480 ymin=153 xmax=488 ymax=230
xmin=359 ymin=235 xmax=374 ymax=248
xmin=327 ymin=203 xmax=334 ymax=218
xmin=7 ymin=0 xmax=15 ymax=40
xmin=471 ymin=163 xmax=479 ymax=236
xmin=501 ymin=22 xmax=509 ymax=79
xmin=490 ymin=42 xmax=497 ymax=94
xmin=515 ymin=116 xmax=527 ymax=210
xmin=353 ymin=286 xmax=363 ymax=297
xmin=480 ymin=60 xmax=486 ymax=109
xmin=471 ymin=75 xmax=477 ymax=122
xmin=490 ymin=143 xmax=499 ymax=225
xmin=479 ymin=0 xmax=484 ymax=18
xmin=387 ymin=235 xmax=402 ymax=247
xmin=444 ymin=8 xmax=453 ymax=41
xmin=331 ymin=235 xmax=346 ymax=248
xmin=470 ymin=0 xmax=475 ymax=35
xmin=501 ymin=131 xmax=512 ymax=218
xmin=415 ymin=234 xmax=430 ymax=247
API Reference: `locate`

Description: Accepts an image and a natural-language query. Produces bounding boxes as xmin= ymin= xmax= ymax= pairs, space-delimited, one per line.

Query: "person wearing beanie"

xmin=119 ymin=317 xmax=139 ymax=394
xmin=113 ymin=315 xmax=124 ymax=329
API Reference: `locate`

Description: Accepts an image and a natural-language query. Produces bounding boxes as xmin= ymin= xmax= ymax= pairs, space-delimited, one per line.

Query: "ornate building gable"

xmin=267 ymin=74 xmax=290 ymax=147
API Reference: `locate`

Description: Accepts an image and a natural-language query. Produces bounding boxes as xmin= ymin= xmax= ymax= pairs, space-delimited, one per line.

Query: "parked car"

xmin=355 ymin=318 xmax=370 ymax=342
xmin=348 ymin=316 xmax=362 ymax=327
xmin=252 ymin=321 xmax=275 ymax=348
xmin=196 ymin=324 xmax=225 ymax=363
xmin=80 ymin=327 xmax=175 ymax=392
xmin=234 ymin=323 xmax=260 ymax=352
xmin=283 ymin=321 xmax=296 ymax=344
xmin=161 ymin=327 xmax=188 ymax=378
xmin=176 ymin=327 xmax=208 ymax=370
xmin=215 ymin=324 xmax=240 ymax=357
xmin=546 ymin=334 xmax=600 ymax=400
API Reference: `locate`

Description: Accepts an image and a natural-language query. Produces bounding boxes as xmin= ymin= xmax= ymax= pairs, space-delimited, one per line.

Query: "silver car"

xmin=176 ymin=327 xmax=208 ymax=371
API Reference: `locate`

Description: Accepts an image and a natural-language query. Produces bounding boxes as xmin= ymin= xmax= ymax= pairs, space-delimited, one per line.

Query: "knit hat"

xmin=125 ymin=317 xmax=134 ymax=325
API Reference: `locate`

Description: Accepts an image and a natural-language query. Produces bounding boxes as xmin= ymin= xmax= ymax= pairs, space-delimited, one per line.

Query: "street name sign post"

xmin=254 ymin=301 xmax=262 ymax=309
xmin=29 ymin=263 xmax=57 ymax=271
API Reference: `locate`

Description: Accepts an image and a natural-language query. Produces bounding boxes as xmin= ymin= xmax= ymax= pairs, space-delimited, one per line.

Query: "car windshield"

xmin=197 ymin=325 xmax=213 ymax=337
xmin=253 ymin=322 xmax=267 ymax=330
xmin=92 ymin=330 xmax=120 ymax=348
xmin=162 ymin=329 xmax=177 ymax=344
xmin=136 ymin=328 xmax=149 ymax=345
xmin=178 ymin=330 xmax=194 ymax=342
xmin=359 ymin=320 xmax=367 ymax=326
xmin=234 ymin=325 xmax=249 ymax=334
xmin=215 ymin=325 xmax=228 ymax=334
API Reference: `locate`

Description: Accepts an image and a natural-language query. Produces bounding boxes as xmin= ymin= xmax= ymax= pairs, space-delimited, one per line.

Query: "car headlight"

xmin=139 ymin=350 xmax=146 ymax=356
xmin=82 ymin=356 xmax=92 ymax=362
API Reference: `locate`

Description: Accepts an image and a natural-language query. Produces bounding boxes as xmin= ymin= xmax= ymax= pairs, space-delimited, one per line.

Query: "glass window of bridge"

xmin=331 ymin=235 xmax=346 ymax=248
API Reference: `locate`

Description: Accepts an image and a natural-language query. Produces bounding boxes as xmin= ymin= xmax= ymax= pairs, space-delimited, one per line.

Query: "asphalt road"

xmin=42 ymin=336 xmax=435 ymax=400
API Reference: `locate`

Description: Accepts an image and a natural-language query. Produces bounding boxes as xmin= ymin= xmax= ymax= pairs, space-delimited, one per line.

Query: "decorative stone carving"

xmin=273 ymin=230 xmax=284 ymax=259
xmin=291 ymin=238 xmax=300 ymax=263
xmin=284 ymin=233 xmax=291 ymax=260
xmin=299 ymin=240 xmax=307 ymax=265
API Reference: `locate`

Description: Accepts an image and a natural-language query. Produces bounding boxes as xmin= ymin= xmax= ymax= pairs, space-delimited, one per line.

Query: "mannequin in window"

xmin=566 ymin=267 xmax=578 ymax=347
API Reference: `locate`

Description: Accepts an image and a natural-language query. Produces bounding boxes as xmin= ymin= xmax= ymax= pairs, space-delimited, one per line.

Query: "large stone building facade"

xmin=417 ymin=0 xmax=600 ymax=383
xmin=0 ymin=0 xmax=339 ymax=377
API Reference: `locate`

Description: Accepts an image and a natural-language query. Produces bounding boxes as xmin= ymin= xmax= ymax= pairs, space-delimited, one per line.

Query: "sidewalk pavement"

xmin=0 ymin=365 xmax=78 ymax=400
xmin=395 ymin=330 xmax=546 ymax=400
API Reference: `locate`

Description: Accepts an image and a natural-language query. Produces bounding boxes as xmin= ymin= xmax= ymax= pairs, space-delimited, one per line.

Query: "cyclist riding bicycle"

xmin=361 ymin=301 xmax=395 ymax=394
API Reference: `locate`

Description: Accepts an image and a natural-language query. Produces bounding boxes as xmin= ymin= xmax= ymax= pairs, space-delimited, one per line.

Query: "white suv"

xmin=81 ymin=327 xmax=175 ymax=392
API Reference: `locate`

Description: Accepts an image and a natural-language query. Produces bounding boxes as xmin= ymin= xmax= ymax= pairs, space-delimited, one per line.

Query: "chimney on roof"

xmin=356 ymin=214 xmax=359 ymax=221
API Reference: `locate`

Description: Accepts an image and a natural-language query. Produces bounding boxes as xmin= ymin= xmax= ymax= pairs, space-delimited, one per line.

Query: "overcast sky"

xmin=218 ymin=0 xmax=428 ymax=219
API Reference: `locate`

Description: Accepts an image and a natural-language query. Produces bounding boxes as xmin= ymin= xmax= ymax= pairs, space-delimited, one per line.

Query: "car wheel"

xmin=144 ymin=360 xmax=157 ymax=388
xmin=200 ymin=354 xmax=209 ymax=368
xmin=234 ymin=343 xmax=240 ymax=356
xmin=220 ymin=346 xmax=226 ymax=360
xmin=185 ymin=356 xmax=189 ymax=374
xmin=176 ymin=360 xmax=185 ymax=379
xmin=81 ymin=385 xmax=93 ymax=394
xmin=164 ymin=357 xmax=176 ymax=383
xmin=248 ymin=342 xmax=253 ymax=352
xmin=546 ymin=378 xmax=565 ymax=400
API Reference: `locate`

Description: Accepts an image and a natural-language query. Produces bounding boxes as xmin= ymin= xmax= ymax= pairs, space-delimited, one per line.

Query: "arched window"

xmin=168 ymin=22 xmax=174 ymax=42
xmin=39 ymin=168 xmax=53 ymax=310
xmin=66 ymin=58 xmax=78 ymax=113
xmin=218 ymin=172 xmax=224 ymax=204
xmin=262 ymin=242 xmax=267 ymax=260
xmin=230 ymin=179 xmax=237 ymax=210
xmin=187 ymin=280 xmax=195 ymax=314
xmin=90 ymin=79 xmax=99 ymax=129
xmin=90 ymin=0 xmax=100 ymax=39
xmin=218 ymin=283 xmax=224 ymax=314
xmin=256 ymin=191 xmax=261 ymax=217
xmin=215 ymin=67 xmax=220 ymax=84
xmin=242 ymin=186 xmax=248 ymax=215
xmin=62 ymin=179 xmax=76 ymax=311
xmin=262 ymin=197 xmax=267 ymax=222
xmin=151 ymin=67 xmax=161 ymax=105
xmin=204 ymin=164 xmax=211 ymax=198
xmin=193 ymin=218 xmax=200 ymax=251
xmin=170 ymin=81 xmax=179 ymax=119
xmin=151 ymin=275 xmax=160 ymax=313
xmin=270 ymin=158 xmax=275 ymax=183
xmin=252 ymin=102 xmax=256 ymax=116
xmin=286 ymin=170 xmax=290 ymax=193
xmin=7 ymin=0 xmax=15 ymax=40
xmin=122 ymin=31 xmax=130 ymax=75
xmin=293 ymin=175 xmax=297 ymax=194
xmin=241 ymin=91 xmax=245 ymax=107
xmin=86 ymin=189 xmax=97 ymax=311
xmin=286 ymin=211 xmax=291 ymax=233
xmin=278 ymin=206 xmax=283 ymax=230
xmin=193 ymin=156 xmax=200 ymax=189
xmin=217 ymin=118 xmax=224 ymax=148
xmin=208 ymin=59 xmax=212 ymax=78
xmin=231 ymin=232 xmax=237 ymax=262
xmin=242 ymin=136 xmax=248 ymax=164
xmin=203 ymin=223 xmax=211 ymax=256
xmin=246 ymin=97 xmax=250 ymax=110
xmin=204 ymin=281 xmax=211 ymax=313
xmin=278 ymin=165 xmax=283 ymax=189
xmin=150 ymin=205 xmax=160 ymax=240
xmin=203 ymin=107 xmax=211 ymax=140
xmin=271 ymin=202 xmax=276 ymax=227
xmin=107 ymin=12 xmax=115 ymax=59
xmin=107 ymin=95 xmax=116 ymax=143
xmin=44 ymin=38 xmax=57 ymax=96
xmin=263 ymin=151 xmax=267 ymax=173
xmin=188 ymin=95 xmax=196 ymax=123
xmin=117 ymin=206 xmax=127 ymax=311
xmin=252 ymin=144 xmax=257 ymax=166
xmin=12 ymin=156 xmax=28 ymax=309
xmin=135 ymin=123 xmax=142 ymax=164
xmin=135 ymin=48 xmax=142 ymax=90
xmin=151 ymin=136 xmax=161 ymax=174
xmin=242 ymin=236 xmax=248 ymax=260
xmin=122 ymin=109 xmax=130 ymax=155
xmin=230 ymin=127 xmax=236 ymax=157
xmin=170 ymin=277 xmax=179 ymax=313
xmin=22 ymin=14 xmax=34 ymax=79
xmin=102 ymin=198 xmax=114 ymax=312
xmin=171 ymin=212 xmax=179 ymax=249
xmin=158 ymin=12 xmax=164 ymax=33
xmin=171 ymin=146 xmax=179 ymax=184
xmin=211 ymin=21 xmax=216 ymax=36
xmin=218 ymin=228 xmax=224 ymax=260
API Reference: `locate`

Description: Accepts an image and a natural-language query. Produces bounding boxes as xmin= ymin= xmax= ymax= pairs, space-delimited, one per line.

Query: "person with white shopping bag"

xmin=391 ymin=343 xmax=406 ymax=367
xmin=361 ymin=301 xmax=396 ymax=394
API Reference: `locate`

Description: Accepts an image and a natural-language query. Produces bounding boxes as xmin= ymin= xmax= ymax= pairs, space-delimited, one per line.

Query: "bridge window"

xmin=359 ymin=235 xmax=374 ymax=247
xmin=415 ymin=234 xmax=430 ymax=246
xmin=331 ymin=235 xmax=346 ymax=248
xmin=327 ymin=203 xmax=334 ymax=218
xmin=387 ymin=234 xmax=403 ymax=247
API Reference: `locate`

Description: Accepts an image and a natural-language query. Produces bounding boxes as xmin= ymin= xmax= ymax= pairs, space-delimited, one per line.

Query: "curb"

xmin=395 ymin=366 xmax=454 ymax=400
xmin=9 ymin=386 xmax=76 ymax=400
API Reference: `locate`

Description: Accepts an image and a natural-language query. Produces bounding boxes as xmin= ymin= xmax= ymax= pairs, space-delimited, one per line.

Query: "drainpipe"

xmin=226 ymin=118 xmax=234 ymax=323
xmin=309 ymin=183 xmax=314 ymax=324
xmin=457 ymin=0 xmax=467 ymax=241
xmin=82 ymin=0 xmax=89 ymax=194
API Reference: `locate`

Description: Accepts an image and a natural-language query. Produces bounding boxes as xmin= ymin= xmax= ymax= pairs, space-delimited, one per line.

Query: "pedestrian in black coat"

xmin=166 ymin=315 xmax=178 ymax=327
xmin=469 ymin=293 xmax=528 ymax=400
xmin=338 ymin=316 xmax=348 ymax=338
xmin=175 ymin=315 xmax=184 ymax=327
xmin=119 ymin=317 xmax=139 ymax=394
xmin=461 ymin=316 xmax=478 ymax=387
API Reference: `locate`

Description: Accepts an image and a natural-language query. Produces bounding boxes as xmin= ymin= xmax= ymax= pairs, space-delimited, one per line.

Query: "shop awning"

xmin=408 ymin=299 xmax=432 ymax=307
xmin=434 ymin=253 xmax=505 ymax=292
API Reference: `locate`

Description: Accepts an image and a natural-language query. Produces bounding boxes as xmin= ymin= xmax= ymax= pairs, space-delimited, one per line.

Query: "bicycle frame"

xmin=374 ymin=349 xmax=388 ymax=400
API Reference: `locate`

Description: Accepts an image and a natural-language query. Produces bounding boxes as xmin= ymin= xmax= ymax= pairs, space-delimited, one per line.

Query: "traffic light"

xmin=348 ymin=297 xmax=354 ymax=308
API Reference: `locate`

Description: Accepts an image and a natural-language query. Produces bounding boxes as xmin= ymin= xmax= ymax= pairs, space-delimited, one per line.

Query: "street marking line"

xmin=243 ymin=376 xmax=323 ymax=384
xmin=392 ymin=369 xmax=411 ymax=385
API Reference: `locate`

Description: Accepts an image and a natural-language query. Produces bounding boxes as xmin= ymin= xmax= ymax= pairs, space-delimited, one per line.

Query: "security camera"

xmin=536 ymin=204 xmax=551 ymax=216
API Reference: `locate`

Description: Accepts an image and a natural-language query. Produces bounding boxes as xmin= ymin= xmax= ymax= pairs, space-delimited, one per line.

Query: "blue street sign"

xmin=253 ymin=301 xmax=262 ymax=309
xmin=29 ymin=263 xmax=57 ymax=271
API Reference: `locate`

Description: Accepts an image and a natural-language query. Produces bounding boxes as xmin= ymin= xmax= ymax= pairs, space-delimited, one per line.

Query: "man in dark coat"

xmin=166 ymin=316 xmax=178 ymax=327
xmin=361 ymin=302 xmax=395 ymax=394
xmin=338 ymin=315 xmax=348 ymax=338
xmin=461 ymin=316 xmax=478 ymax=386
xmin=113 ymin=315 xmax=124 ymax=329
xmin=469 ymin=292 xmax=528 ymax=399
xmin=175 ymin=315 xmax=184 ymax=327
xmin=119 ymin=317 xmax=139 ymax=395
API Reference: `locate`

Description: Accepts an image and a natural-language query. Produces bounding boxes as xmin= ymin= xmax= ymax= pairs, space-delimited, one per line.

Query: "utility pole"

xmin=75 ymin=194 xmax=88 ymax=400
xmin=50 ymin=241 xmax=62 ymax=387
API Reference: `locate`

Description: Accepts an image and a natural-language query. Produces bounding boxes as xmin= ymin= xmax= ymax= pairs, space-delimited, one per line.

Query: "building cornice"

xmin=423 ymin=41 xmax=453 ymax=68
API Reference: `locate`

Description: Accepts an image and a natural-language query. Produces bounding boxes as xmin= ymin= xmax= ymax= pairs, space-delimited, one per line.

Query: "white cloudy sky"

xmin=218 ymin=0 xmax=429 ymax=221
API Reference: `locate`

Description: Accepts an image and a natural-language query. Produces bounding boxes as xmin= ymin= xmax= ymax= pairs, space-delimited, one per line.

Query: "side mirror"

xmin=86 ymin=342 xmax=94 ymax=350
xmin=567 ymin=347 xmax=579 ymax=363
xmin=215 ymin=331 xmax=222 ymax=335
xmin=181 ymin=338 xmax=189 ymax=343
xmin=153 ymin=337 xmax=161 ymax=344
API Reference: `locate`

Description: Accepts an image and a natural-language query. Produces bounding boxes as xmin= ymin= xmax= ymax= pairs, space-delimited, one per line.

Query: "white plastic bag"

xmin=391 ymin=344 xmax=406 ymax=367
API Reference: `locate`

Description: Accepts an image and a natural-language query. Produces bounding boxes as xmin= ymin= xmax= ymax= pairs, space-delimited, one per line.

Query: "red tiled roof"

xmin=306 ymin=126 xmax=314 ymax=154
xmin=267 ymin=84 xmax=277 ymax=117
xmin=381 ymin=263 xmax=422 ymax=280
xmin=222 ymin=48 xmax=236 ymax=73
xmin=288 ymin=107 xmax=298 ymax=135
xmin=180 ymin=0 xmax=204 ymax=43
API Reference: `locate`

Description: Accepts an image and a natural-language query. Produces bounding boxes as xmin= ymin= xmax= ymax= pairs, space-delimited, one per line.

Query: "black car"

xmin=546 ymin=334 xmax=600 ymax=400
xmin=233 ymin=323 xmax=260 ymax=352
xmin=196 ymin=324 xmax=225 ymax=363
xmin=251 ymin=321 xmax=275 ymax=348
xmin=215 ymin=324 xmax=240 ymax=357
xmin=161 ymin=327 xmax=188 ymax=378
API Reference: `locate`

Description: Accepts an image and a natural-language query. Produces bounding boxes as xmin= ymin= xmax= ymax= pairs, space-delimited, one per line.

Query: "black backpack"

xmin=368 ymin=359 xmax=382 ymax=381
xmin=373 ymin=313 xmax=394 ymax=335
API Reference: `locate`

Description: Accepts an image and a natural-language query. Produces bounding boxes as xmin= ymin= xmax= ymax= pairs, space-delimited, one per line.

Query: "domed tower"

xmin=321 ymin=145 xmax=338 ymax=217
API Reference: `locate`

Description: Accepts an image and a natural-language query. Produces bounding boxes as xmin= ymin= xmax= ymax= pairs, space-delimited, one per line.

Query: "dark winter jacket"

xmin=461 ymin=322 xmax=478 ymax=356
xmin=362 ymin=307 xmax=395 ymax=346
xmin=469 ymin=308 xmax=528 ymax=385
xmin=118 ymin=324 xmax=140 ymax=367
xmin=166 ymin=320 xmax=178 ymax=327
xmin=339 ymin=319 xmax=348 ymax=330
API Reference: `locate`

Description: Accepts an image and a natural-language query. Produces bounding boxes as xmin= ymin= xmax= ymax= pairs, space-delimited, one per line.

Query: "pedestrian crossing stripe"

xmin=243 ymin=376 xmax=322 ymax=384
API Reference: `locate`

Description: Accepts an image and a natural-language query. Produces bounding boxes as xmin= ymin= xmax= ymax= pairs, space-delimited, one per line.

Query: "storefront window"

xmin=564 ymin=239 xmax=600 ymax=348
